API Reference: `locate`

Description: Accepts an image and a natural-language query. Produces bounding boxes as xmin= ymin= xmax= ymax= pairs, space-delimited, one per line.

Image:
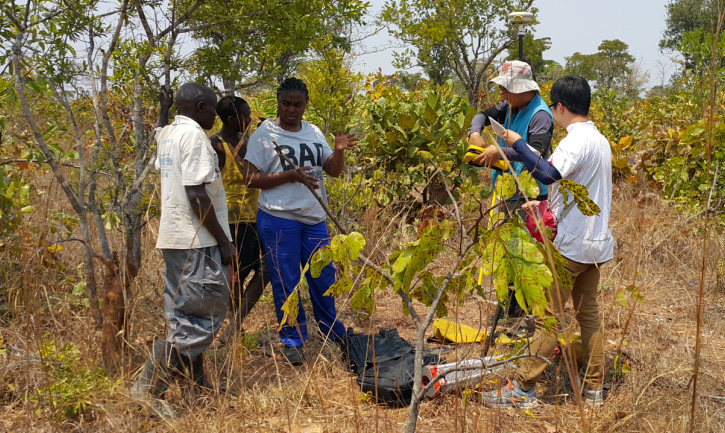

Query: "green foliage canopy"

xmin=379 ymin=0 xmax=535 ymax=105
xmin=565 ymin=39 xmax=635 ymax=93
xmin=184 ymin=0 xmax=367 ymax=89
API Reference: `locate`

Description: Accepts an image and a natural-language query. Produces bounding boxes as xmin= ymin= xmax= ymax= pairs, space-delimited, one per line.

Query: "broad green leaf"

xmin=480 ymin=242 xmax=505 ymax=275
xmin=324 ymin=277 xmax=353 ymax=296
xmin=617 ymin=289 xmax=628 ymax=308
xmin=495 ymin=173 xmax=517 ymax=199
xmin=279 ymin=290 xmax=300 ymax=328
xmin=344 ymin=232 xmax=366 ymax=261
xmin=543 ymin=317 xmax=558 ymax=332
xmin=559 ymin=179 xmax=601 ymax=216
xmin=311 ymin=246 xmax=333 ymax=278
xmin=351 ymin=285 xmax=374 ymax=312
xmin=518 ymin=171 xmax=540 ymax=200
xmin=423 ymin=102 xmax=437 ymax=125
xmin=497 ymin=222 xmax=529 ymax=242
xmin=493 ymin=263 xmax=511 ymax=304
xmin=399 ymin=113 xmax=415 ymax=129
xmin=391 ymin=247 xmax=414 ymax=275
xmin=505 ymin=238 xmax=544 ymax=263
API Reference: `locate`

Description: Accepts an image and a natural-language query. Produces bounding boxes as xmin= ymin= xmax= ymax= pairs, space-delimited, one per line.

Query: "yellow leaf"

xmin=47 ymin=245 xmax=63 ymax=252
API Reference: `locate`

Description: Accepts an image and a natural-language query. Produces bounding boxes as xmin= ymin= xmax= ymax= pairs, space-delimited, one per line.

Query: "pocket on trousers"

xmin=181 ymin=276 xmax=226 ymax=318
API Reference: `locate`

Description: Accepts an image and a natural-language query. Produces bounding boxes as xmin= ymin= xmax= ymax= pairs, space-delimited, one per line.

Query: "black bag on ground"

xmin=345 ymin=328 xmax=441 ymax=407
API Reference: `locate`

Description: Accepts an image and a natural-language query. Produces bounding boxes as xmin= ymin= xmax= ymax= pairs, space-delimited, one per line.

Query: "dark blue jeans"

xmin=256 ymin=210 xmax=346 ymax=347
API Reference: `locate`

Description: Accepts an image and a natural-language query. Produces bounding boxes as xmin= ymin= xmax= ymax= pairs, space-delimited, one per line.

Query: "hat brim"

xmin=489 ymin=76 xmax=540 ymax=94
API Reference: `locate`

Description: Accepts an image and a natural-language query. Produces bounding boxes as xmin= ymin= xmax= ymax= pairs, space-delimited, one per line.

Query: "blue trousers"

xmin=256 ymin=210 xmax=346 ymax=347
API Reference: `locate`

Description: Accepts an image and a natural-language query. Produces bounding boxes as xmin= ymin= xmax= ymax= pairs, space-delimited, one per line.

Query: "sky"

xmin=352 ymin=0 xmax=677 ymax=88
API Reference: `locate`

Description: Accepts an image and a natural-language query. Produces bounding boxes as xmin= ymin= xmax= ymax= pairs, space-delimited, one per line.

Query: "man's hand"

xmin=219 ymin=240 xmax=235 ymax=267
xmin=334 ymin=130 xmax=359 ymax=151
xmin=502 ymin=129 xmax=522 ymax=147
xmin=521 ymin=200 xmax=541 ymax=212
xmin=468 ymin=132 xmax=485 ymax=149
xmin=157 ymin=85 xmax=173 ymax=127
xmin=472 ymin=145 xmax=500 ymax=167
xmin=159 ymin=84 xmax=173 ymax=109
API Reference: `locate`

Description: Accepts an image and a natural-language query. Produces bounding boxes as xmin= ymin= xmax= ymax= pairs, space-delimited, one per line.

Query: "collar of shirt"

xmin=173 ymin=115 xmax=203 ymax=130
xmin=565 ymin=120 xmax=595 ymax=134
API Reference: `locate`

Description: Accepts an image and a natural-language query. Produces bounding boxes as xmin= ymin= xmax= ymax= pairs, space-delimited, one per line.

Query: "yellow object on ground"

xmin=432 ymin=318 xmax=583 ymax=364
xmin=434 ymin=318 xmax=487 ymax=343
xmin=432 ymin=318 xmax=526 ymax=345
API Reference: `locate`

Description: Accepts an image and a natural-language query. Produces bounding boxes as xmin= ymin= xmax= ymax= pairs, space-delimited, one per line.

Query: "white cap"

xmin=489 ymin=60 xmax=540 ymax=94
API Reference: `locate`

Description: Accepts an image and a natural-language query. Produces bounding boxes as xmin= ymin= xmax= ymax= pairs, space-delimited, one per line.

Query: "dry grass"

xmin=1 ymin=179 xmax=725 ymax=433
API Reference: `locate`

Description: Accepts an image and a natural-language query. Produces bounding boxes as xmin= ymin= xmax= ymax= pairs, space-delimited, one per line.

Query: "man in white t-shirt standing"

xmin=482 ymin=76 xmax=614 ymax=409
xmin=132 ymin=83 xmax=234 ymax=407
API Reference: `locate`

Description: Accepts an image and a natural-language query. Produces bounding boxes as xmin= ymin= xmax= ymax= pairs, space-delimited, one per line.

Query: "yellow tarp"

xmin=432 ymin=318 xmax=522 ymax=345
xmin=433 ymin=318 xmax=487 ymax=343
xmin=432 ymin=318 xmax=583 ymax=363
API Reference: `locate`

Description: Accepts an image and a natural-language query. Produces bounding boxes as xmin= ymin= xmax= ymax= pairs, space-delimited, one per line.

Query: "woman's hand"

xmin=291 ymin=166 xmax=321 ymax=189
xmin=334 ymin=130 xmax=359 ymax=151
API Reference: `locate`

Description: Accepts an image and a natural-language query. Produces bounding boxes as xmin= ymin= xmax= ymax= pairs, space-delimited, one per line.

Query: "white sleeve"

xmin=549 ymin=136 xmax=581 ymax=179
xmin=244 ymin=123 xmax=276 ymax=172
xmin=180 ymin=130 xmax=215 ymax=186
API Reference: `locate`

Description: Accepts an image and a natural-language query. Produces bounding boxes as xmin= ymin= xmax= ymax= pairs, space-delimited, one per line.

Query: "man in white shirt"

xmin=132 ymin=83 xmax=233 ymax=407
xmin=482 ymin=76 xmax=614 ymax=409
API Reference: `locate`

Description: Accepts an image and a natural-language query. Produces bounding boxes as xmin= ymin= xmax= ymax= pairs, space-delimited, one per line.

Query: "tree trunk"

xmin=100 ymin=253 xmax=125 ymax=372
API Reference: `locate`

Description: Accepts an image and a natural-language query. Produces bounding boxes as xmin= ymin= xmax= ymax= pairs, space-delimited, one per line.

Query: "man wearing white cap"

xmin=470 ymin=59 xmax=554 ymax=320
xmin=470 ymin=60 xmax=553 ymax=200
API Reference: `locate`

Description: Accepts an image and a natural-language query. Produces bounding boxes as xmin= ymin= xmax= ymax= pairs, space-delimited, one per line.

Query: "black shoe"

xmin=179 ymin=353 xmax=214 ymax=392
xmin=283 ymin=345 xmax=305 ymax=366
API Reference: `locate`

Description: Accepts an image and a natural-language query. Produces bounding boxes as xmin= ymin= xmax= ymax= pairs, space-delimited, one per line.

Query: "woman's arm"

xmin=323 ymin=130 xmax=359 ymax=177
xmin=243 ymin=160 xmax=320 ymax=189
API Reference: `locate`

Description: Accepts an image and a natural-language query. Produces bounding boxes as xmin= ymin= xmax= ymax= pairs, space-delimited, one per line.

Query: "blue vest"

xmin=491 ymin=93 xmax=553 ymax=199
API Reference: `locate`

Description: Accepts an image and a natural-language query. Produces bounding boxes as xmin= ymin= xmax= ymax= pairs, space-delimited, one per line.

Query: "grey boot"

xmin=131 ymin=340 xmax=184 ymax=400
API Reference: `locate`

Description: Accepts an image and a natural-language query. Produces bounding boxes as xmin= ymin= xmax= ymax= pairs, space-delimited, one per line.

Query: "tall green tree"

xmin=379 ymin=0 xmax=535 ymax=106
xmin=185 ymin=0 xmax=367 ymax=91
xmin=564 ymin=51 xmax=597 ymax=81
xmin=0 ymin=0 xmax=214 ymax=371
xmin=565 ymin=39 xmax=634 ymax=93
xmin=297 ymin=36 xmax=365 ymax=135
xmin=661 ymin=0 xmax=722 ymax=52
xmin=661 ymin=0 xmax=725 ymax=70
xmin=593 ymin=39 xmax=635 ymax=90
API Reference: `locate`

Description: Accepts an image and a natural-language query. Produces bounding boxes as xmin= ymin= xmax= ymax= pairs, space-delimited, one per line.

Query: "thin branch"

xmin=0 ymin=158 xmax=114 ymax=177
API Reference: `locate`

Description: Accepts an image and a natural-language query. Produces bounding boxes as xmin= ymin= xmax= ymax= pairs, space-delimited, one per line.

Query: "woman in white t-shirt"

xmin=244 ymin=77 xmax=358 ymax=365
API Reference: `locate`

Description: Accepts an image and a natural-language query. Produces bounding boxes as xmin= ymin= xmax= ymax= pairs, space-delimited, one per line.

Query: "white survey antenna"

xmin=508 ymin=11 xmax=534 ymax=24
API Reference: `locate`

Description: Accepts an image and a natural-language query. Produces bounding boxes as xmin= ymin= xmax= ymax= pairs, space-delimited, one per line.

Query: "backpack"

xmin=524 ymin=200 xmax=557 ymax=242
xmin=346 ymin=328 xmax=441 ymax=407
